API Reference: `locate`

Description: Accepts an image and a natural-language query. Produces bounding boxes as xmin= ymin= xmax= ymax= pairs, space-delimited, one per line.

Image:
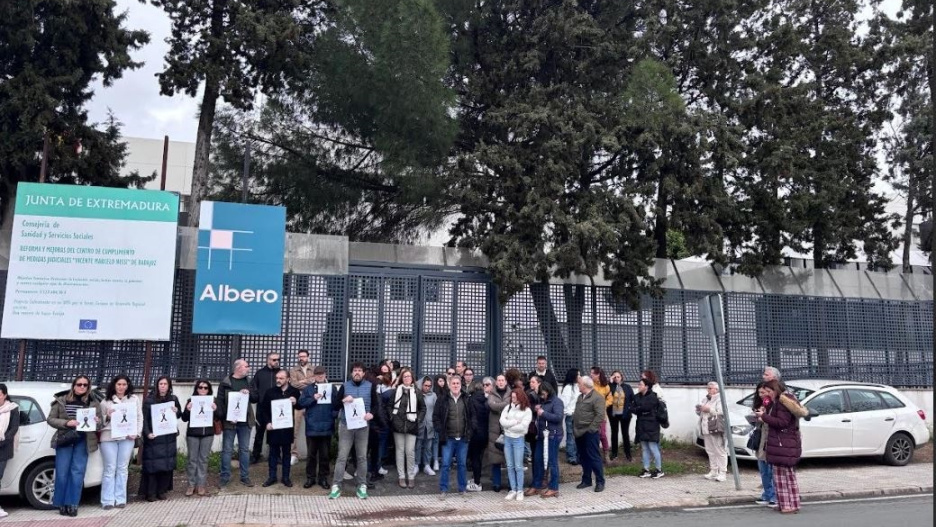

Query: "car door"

xmin=845 ymin=389 xmax=896 ymax=454
xmin=802 ymin=389 xmax=852 ymax=456
xmin=0 ymin=396 xmax=46 ymax=491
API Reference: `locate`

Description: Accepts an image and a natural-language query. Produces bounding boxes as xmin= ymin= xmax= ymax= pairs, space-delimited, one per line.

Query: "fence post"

xmin=488 ymin=282 xmax=503 ymax=375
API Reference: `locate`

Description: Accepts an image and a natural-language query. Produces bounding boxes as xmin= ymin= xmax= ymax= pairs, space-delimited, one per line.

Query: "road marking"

xmin=476 ymin=521 xmax=527 ymax=525
xmin=683 ymin=493 xmax=933 ymax=512
xmin=574 ymin=513 xmax=616 ymax=519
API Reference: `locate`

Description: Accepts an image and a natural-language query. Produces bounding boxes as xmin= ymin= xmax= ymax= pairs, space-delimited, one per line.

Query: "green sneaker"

xmin=328 ymin=485 xmax=340 ymax=499
xmin=356 ymin=484 xmax=368 ymax=499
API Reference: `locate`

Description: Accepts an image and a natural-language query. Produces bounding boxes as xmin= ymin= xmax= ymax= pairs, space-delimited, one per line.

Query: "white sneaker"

xmin=467 ymin=482 xmax=482 ymax=492
xmin=290 ymin=455 xmax=299 ymax=466
xmin=715 ymin=473 xmax=726 ymax=482
xmin=433 ymin=461 xmax=439 ymax=471
xmin=424 ymin=466 xmax=436 ymax=476
xmin=0 ymin=509 xmax=7 ymax=519
xmin=523 ymin=466 xmax=528 ymax=471
xmin=505 ymin=491 xmax=517 ymax=500
xmin=343 ymin=471 xmax=354 ymax=480
xmin=516 ymin=491 xmax=525 ymax=501
xmin=378 ymin=467 xmax=389 ymax=475
xmin=703 ymin=471 xmax=716 ymax=480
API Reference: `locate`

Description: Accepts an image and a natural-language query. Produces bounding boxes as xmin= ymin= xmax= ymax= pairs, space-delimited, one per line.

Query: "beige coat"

xmin=484 ymin=389 xmax=510 ymax=465
xmin=47 ymin=394 xmax=102 ymax=453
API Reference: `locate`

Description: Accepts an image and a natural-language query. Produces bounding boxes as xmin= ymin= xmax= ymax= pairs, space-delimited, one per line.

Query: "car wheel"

xmin=22 ymin=459 xmax=56 ymax=510
xmin=883 ymin=433 xmax=914 ymax=466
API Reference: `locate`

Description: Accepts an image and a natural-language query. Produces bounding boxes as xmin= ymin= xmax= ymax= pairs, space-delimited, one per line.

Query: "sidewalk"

xmin=3 ymin=463 xmax=932 ymax=527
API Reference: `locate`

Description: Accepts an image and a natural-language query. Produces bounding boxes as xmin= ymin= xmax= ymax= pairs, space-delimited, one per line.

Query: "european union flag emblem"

xmin=79 ymin=319 xmax=97 ymax=330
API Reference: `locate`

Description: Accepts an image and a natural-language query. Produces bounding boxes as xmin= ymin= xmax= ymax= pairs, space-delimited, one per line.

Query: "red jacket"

xmin=761 ymin=395 xmax=801 ymax=467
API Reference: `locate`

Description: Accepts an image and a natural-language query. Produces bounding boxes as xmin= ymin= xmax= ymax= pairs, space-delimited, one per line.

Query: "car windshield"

xmin=736 ymin=385 xmax=813 ymax=407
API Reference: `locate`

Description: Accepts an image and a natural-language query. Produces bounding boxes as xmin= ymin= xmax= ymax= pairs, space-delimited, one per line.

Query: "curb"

xmin=708 ymin=485 xmax=934 ymax=506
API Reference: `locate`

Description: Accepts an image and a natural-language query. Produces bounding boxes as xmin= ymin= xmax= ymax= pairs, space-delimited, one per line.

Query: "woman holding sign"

xmin=47 ymin=375 xmax=101 ymax=517
xmin=181 ymin=379 xmax=217 ymax=497
xmin=99 ymin=375 xmax=142 ymax=509
xmin=139 ymin=376 xmax=182 ymax=502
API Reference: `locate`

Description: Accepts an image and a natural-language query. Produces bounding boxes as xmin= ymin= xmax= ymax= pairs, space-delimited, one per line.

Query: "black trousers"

xmin=268 ymin=443 xmax=291 ymax=481
xmin=252 ymin=426 xmax=266 ymax=459
xmin=468 ymin=437 xmax=486 ymax=484
xmin=306 ymin=436 xmax=331 ymax=481
xmin=608 ymin=411 xmax=632 ymax=459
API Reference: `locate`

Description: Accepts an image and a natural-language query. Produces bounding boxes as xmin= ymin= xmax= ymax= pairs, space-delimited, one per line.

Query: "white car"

xmin=696 ymin=380 xmax=931 ymax=466
xmin=0 ymin=382 xmax=104 ymax=509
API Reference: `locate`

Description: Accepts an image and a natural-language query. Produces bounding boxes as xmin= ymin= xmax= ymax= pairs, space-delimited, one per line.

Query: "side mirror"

xmin=803 ymin=408 xmax=818 ymax=421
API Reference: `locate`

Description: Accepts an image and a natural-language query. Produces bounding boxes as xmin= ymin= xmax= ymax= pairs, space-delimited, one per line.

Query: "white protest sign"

xmin=227 ymin=392 xmax=248 ymax=422
xmin=189 ymin=396 xmax=214 ymax=428
xmin=151 ymin=402 xmax=178 ymax=437
xmin=111 ymin=402 xmax=137 ymax=438
xmin=271 ymin=399 xmax=293 ymax=430
xmin=344 ymin=398 xmax=366 ymax=430
xmin=75 ymin=408 xmax=95 ymax=432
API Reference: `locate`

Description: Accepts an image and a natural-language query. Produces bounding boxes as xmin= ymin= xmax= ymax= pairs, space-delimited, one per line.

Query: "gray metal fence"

xmin=0 ymin=267 xmax=932 ymax=388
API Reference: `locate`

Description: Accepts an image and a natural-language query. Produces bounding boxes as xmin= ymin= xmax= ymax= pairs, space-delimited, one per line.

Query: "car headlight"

xmin=731 ymin=424 xmax=753 ymax=436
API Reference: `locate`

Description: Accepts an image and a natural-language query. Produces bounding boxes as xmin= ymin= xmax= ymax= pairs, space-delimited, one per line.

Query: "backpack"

xmin=656 ymin=398 xmax=669 ymax=429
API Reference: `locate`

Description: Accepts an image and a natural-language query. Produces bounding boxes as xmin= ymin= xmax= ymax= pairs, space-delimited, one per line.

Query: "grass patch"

xmin=605 ymin=460 xmax=688 ymax=477
xmin=175 ymin=451 xmax=222 ymax=472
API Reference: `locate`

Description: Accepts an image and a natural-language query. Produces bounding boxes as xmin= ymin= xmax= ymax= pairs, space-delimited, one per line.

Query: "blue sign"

xmin=192 ymin=201 xmax=286 ymax=335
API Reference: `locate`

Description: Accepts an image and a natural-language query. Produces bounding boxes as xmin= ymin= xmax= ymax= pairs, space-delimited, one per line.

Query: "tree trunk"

xmin=562 ymin=283 xmax=586 ymax=375
xmin=902 ymin=177 xmax=916 ymax=272
xmin=930 ymin=8 xmax=935 ymax=266
xmin=648 ymin=296 xmax=665 ymax=374
xmin=187 ymin=80 xmax=220 ymax=227
xmin=530 ymin=282 xmax=571 ymax=372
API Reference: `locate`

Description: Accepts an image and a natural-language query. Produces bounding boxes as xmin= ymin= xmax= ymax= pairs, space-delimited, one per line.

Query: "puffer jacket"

xmin=535 ymin=396 xmax=564 ymax=439
xmin=500 ymin=403 xmax=532 ymax=438
xmin=386 ymin=385 xmax=426 ymax=435
xmin=485 ymin=388 xmax=510 ymax=465
xmin=141 ymin=394 xmax=182 ymax=473
xmin=47 ymin=394 xmax=101 ymax=453
xmin=298 ymin=383 xmax=337 ymax=437
xmin=633 ymin=391 xmax=661 ymax=443
xmin=469 ymin=390 xmax=488 ymax=442
xmin=762 ymin=395 xmax=801 ymax=467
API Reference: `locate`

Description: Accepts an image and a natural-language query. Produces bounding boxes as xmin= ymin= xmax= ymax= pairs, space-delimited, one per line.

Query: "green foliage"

xmin=207 ymin=0 xmax=456 ymax=243
xmin=0 ymin=0 xmax=150 ymax=225
xmin=665 ymin=230 xmax=691 ymax=260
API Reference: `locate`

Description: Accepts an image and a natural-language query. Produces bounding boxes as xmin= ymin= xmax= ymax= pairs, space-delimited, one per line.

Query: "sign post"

xmin=698 ymin=293 xmax=742 ymax=490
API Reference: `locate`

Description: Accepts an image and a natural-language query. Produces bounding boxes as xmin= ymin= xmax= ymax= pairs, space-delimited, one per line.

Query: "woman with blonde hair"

xmin=696 ymin=381 xmax=727 ymax=481
xmin=48 ymin=375 xmax=101 ymax=516
xmin=386 ymin=368 xmax=425 ymax=488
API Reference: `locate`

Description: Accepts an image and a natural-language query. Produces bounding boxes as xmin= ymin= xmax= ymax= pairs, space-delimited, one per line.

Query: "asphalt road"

xmin=448 ymin=494 xmax=934 ymax=527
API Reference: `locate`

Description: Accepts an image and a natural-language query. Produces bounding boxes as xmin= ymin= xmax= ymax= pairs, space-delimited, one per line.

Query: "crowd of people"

xmin=0 ymin=355 xmax=806 ymax=518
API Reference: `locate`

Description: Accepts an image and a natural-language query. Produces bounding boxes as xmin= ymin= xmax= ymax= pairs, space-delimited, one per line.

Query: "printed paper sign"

xmin=271 ymin=399 xmax=293 ymax=430
xmin=75 ymin=408 xmax=95 ymax=432
xmin=1 ymin=183 xmax=178 ymax=340
xmin=316 ymin=383 xmax=332 ymax=405
xmin=151 ymin=402 xmax=178 ymax=436
xmin=111 ymin=402 xmax=137 ymax=438
xmin=344 ymin=398 xmax=367 ymax=430
xmin=189 ymin=396 xmax=214 ymax=428
xmin=227 ymin=391 xmax=248 ymax=422
xmin=192 ymin=201 xmax=286 ymax=334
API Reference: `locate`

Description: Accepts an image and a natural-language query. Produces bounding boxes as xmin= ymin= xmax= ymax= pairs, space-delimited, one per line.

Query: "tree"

xmin=206 ymin=0 xmax=456 ymax=243
xmin=731 ymin=0 xmax=898 ymax=276
xmin=146 ymin=0 xmax=320 ymax=226
xmin=0 ymin=0 xmax=150 ymax=240
xmin=442 ymin=1 xmax=658 ymax=373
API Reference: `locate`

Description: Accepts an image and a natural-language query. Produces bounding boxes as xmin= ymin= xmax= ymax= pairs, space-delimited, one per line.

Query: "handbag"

xmin=746 ymin=427 xmax=762 ymax=451
xmin=707 ymin=414 xmax=726 ymax=434
xmin=213 ymin=418 xmax=223 ymax=435
xmin=54 ymin=429 xmax=81 ymax=449
xmin=495 ymin=433 xmax=505 ymax=451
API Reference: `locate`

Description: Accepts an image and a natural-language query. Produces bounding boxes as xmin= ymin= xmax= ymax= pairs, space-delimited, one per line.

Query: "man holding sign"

xmin=257 ymin=371 xmax=300 ymax=487
xmin=328 ymin=362 xmax=376 ymax=500
xmin=298 ymin=365 xmax=336 ymax=489
xmin=215 ymin=359 xmax=259 ymax=488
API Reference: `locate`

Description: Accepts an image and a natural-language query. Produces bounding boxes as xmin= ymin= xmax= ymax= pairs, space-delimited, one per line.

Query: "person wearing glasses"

xmin=249 ymin=352 xmax=281 ymax=464
xmin=463 ymin=368 xmax=476 ymax=393
xmin=99 ymin=375 xmax=142 ymax=509
xmin=181 ymin=379 xmax=217 ymax=496
xmin=299 ymin=365 xmax=337 ymax=489
xmin=48 ymin=375 xmax=101 ymax=517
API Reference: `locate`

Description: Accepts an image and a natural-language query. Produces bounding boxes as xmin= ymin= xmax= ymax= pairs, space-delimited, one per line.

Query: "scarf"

xmin=393 ymin=385 xmax=418 ymax=422
xmin=0 ymin=400 xmax=20 ymax=452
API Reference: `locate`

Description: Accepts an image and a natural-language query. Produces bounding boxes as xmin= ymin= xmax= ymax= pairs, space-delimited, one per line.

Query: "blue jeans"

xmin=100 ymin=438 xmax=134 ymax=506
xmin=564 ymin=416 xmax=578 ymax=462
xmin=491 ymin=463 xmax=502 ymax=488
xmin=53 ymin=436 xmax=88 ymax=507
xmin=221 ymin=424 xmax=252 ymax=483
xmin=758 ymin=460 xmax=776 ymax=502
xmin=439 ymin=437 xmax=468 ymax=492
xmin=534 ymin=435 xmax=560 ymax=490
xmin=504 ymin=436 xmax=525 ymax=492
xmin=641 ymin=441 xmax=662 ymax=471
xmin=417 ymin=430 xmax=438 ymax=468
xmin=268 ymin=443 xmax=291 ymax=481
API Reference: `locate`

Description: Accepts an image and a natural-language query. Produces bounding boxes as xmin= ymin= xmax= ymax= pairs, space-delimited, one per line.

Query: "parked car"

xmin=695 ymin=380 xmax=930 ymax=466
xmin=0 ymin=382 xmax=105 ymax=509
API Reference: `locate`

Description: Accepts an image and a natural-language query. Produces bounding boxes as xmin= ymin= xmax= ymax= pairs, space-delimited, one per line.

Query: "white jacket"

xmin=499 ymin=404 xmax=532 ymax=438
xmin=559 ymin=384 xmax=579 ymax=416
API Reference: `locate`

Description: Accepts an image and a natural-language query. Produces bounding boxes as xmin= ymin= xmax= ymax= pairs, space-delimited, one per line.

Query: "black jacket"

xmin=215 ymin=375 xmax=259 ymax=429
xmin=469 ymin=390 xmax=488 ymax=442
xmin=528 ymin=369 xmax=558 ymax=393
xmin=257 ymin=386 xmax=300 ymax=446
xmin=0 ymin=407 xmax=20 ymax=462
xmin=141 ymin=394 xmax=182 ymax=473
xmin=385 ymin=386 xmax=426 ymax=436
xmin=250 ymin=366 xmax=280 ymax=398
xmin=633 ymin=391 xmax=662 ymax=443
xmin=181 ymin=397 xmax=214 ymax=438
xmin=432 ymin=392 xmax=474 ymax=445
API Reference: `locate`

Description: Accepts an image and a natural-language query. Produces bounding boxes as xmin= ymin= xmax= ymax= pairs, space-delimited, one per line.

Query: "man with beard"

xmin=328 ymin=363 xmax=376 ymax=500
xmin=257 ymin=371 xmax=300 ymax=487
xmin=288 ymin=350 xmax=315 ymax=465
